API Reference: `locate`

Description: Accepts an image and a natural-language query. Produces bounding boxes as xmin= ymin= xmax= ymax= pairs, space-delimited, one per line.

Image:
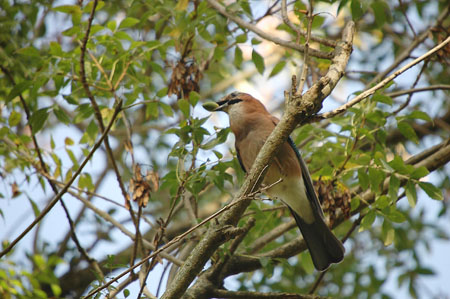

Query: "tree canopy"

xmin=0 ymin=0 xmax=449 ymax=298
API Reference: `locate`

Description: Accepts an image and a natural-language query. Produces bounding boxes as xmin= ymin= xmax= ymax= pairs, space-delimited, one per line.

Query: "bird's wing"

xmin=236 ymin=147 xmax=247 ymax=173
xmin=269 ymin=115 xmax=324 ymax=218
xmin=287 ymin=137 xmax=324 ymax=217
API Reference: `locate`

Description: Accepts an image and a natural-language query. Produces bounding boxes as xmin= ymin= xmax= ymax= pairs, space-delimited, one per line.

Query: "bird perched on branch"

xmin=203 ymin=92 xmax=345 ymax=271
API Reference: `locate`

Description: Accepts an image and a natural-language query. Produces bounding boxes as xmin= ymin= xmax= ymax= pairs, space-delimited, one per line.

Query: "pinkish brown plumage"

xmin=211 ymin=92 xmax=345 ymax=271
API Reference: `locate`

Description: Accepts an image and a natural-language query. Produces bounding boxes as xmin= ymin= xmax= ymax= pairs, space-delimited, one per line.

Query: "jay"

xmin=204 ymin=92 xmax=345 ymax=271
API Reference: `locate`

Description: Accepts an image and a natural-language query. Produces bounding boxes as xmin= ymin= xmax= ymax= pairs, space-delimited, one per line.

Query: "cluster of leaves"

xmin=0 ymin=253 xmax=62 ymax=298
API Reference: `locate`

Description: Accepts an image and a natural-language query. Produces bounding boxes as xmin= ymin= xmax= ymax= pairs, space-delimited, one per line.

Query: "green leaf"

xmin=368 ymin=167 xmax=385 ymax=192
xmin=119 ymin=17 xmax=140 ymax=29
xmin=388 ymin=175 xmax=400 ymax=201
xmin=27 ymin=197 xmax=40 ymax=217
xmin=415 ymin=267 xmax=435 ymax=275
xmin=410 ymin=166 xmax=429 ymax=179
xmin=29 ymin=108 xmax=50 ymax=134
xmin=49 ymin=41 xmax=63 ymax=56
xmin=213 ymin=47 xmax=225 ymax=61
xmin=178 ymin=99 xmax=190 ymax=118
xmin=236 ymin=33 xmax=247 ymax=43
xmin=234 ymin=46 xmax=243 ymax=68
xmin=419 ymin=182 xmax=443 ymax=201
xmin=360 ymin=210 xmax=376 ymax=231
xmin=52 ymin=5 xmax=82 ymax=14
xmin=51 ymin=284 xmax=62 ymax=297
xmin=79 ymin=173 xmax=94 ymax=191
xmin=371 ymin=1 xmax=387 ymax=27
xmin=157 ymin=87 xmax=168 ymax=98
xmin=65 ymin=137 xmax=74 ymax=146
xmin=397 ymin=120 xmax=418 ymax=144
xmin=299 ymin=251 xmax=315 ymax=275
xmin=386 ymin=207 xmax=406 ymax=223
xmin=252 ymin=49 xmax=265 ymax=74
xmin=372 ymin=92 xmax=393 ymax=105
xmin=338 ymin=0 xmax=350 ymax=14
xmin=83 ymin=0 xmax=105 ymax=13
xmin=50 ymin=136 xmax=55 ymax=149
xmin=375 ymin=195 xmax=390 ymax=209
xmin=123 ymin=289 xmax=130 ymax=298
xmin=351 ymin=0 xmax=364 ymax=20
xmin=7 ymin=81 xmax=31 ymax=102
xmin=358 ymin=168 xmax=369 ymax=190
xmin=63 ymin=95 xmax=78 ymax=105
xmin=406 ymin=110 xmax=432 ymax=122
xmin=8 ymin=111 xmax=22 ymax=126
xmin=16 ymin=47 xmax=41 ymax=57
xmin=114 ymin=31 xmax=133 ymax=41
xmin=405 ymin=181 xmax=417 ymax=208
xmin=389 ymin=155 xmax=408 ymax=174
xmin=74 ymin=103 xmax=94 ymax=123
xmin=350 ymin=197 xmax=360 ymax=211
xmin=269 ymin=61 xmax=286 ymax=78
xmin=251 ymin=38 xmax=262 ymax=45
xmin=107 ymin=20 xmax=116 ymax=32
xmin=160 ymin=102 xmax=174 ymax=117
xmin=382 ymin=219 xmax=395 ymax=246
xmin=66 ymin=148 xmax=79 ymax=167
xmin=175 ymin=0 xmax=189 ymax=11
xmin=146 ymin=101 xmax=159 ymax=119
xmin=86 ymin=120 xmax=98 ymax=142
xmin=53 ymin=107 xmax=70 ymax=124
xmin=312 ymin=15 xmax=325 ymax=29
xmin=189 ymin=91 xmax=200 ymax=107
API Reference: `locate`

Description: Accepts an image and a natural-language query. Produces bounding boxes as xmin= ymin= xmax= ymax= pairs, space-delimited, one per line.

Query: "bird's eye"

xmin=230 ymin=91 xmax=239 ymax=98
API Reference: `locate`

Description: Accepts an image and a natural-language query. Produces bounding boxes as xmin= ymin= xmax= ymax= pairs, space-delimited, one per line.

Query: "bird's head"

xmin=203 ymin=92 xmax=268 ymax=116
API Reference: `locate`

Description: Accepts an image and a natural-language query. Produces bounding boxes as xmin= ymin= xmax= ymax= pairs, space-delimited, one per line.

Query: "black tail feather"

xmin=289 ymin=208 xmax=345 ymax=271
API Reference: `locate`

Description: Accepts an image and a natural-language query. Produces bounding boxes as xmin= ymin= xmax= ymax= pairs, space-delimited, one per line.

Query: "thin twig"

xmin=386 ymin=84 xmax=450 ymax=98
xmin=398 ymin=0 xmax=417 ymax=37
xmin=296 ymin=2 xmax=313 ymax=96
xmin=392 ymin=60 xmax=428 ymax=115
